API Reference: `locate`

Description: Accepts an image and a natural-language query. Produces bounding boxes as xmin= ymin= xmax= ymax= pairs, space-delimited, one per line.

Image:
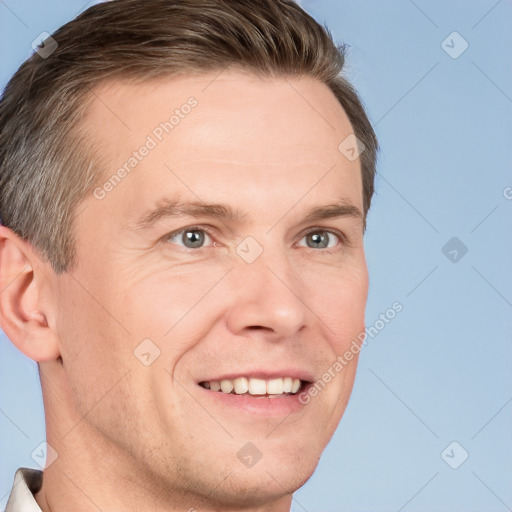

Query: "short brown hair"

xmin=0 ymin=0 xmax=378 ymax=274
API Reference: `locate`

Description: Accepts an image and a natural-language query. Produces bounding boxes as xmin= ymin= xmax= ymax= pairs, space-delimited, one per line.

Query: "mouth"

xmin=196 ymin=374 xmax=313 ymax=416
xmin=199 ymin=376 xmax=306 ymax=397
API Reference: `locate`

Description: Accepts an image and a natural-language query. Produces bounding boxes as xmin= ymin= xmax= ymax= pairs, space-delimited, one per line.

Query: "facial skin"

xmin=0 ymin=69 xmax=368 ymax=511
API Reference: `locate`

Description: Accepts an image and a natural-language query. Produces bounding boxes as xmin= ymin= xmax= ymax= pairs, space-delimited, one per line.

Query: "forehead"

xmin=80 ymin=70 xmax=363 ymax=227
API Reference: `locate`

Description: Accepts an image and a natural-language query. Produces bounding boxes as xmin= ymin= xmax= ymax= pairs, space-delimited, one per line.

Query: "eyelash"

xmin=163 ymin=225 xmax=349 ymax=255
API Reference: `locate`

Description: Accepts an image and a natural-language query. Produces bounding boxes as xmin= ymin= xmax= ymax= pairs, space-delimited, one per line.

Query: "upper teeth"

xmin=202 ymin=377 xmax=301 ymax=396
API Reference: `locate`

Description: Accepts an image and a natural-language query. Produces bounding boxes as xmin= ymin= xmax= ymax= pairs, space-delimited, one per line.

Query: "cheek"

xmin=121 ymin=265 xmax=227 ymax=327
xmin=109 ymin=264 xmax=231 ymax=377
xmin=54 ymin=275 xmax=139 ymax=414
xmin=303 ymin=257 xmax=369 ymax=347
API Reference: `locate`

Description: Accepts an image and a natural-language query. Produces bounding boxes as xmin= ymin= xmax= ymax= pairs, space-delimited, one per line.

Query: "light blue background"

xmin=1 ymin=1 xmax=511 ymax=511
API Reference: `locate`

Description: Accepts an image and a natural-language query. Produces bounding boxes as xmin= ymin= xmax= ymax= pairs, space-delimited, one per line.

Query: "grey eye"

xmin=167 ymin=228 xmax=212 ymax=249
xmin=300 ymin=231 xmax=339 ymax=250
xmin=182 ymin=230 xmax=205 ymax=248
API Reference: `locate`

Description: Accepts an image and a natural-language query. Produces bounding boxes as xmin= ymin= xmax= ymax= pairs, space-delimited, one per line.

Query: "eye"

xmin=163 ymin=226 xmax=346 ymax=252
xmin=297 ymin=229 xmax=343 ymax=250
xmin=165 ymin=226 xmax=214 ymax=249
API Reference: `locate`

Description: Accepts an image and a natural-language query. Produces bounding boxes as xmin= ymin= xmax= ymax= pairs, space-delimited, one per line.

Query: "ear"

xmin=0 ymin=225 xmax=60 ymax=362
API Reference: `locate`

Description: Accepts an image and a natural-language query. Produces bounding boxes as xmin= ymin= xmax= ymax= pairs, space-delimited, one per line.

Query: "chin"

xmin=233 ymin=447 xmax=321 ymax=503
xmin=204 ymin=463 xmax=318 ymax=510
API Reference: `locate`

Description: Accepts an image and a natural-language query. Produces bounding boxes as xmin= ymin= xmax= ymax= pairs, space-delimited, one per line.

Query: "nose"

xmin=224 ymin=244 xmax=309 ymax=340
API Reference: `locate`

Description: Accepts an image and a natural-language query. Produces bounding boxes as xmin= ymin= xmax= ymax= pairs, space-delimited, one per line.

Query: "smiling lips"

xmin=200 ymin=376 xmax=303 ymax=397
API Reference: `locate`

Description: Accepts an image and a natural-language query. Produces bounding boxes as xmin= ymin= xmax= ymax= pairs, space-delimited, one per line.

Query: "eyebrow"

xmin=132 ymin=198 xmax=363 ymax=230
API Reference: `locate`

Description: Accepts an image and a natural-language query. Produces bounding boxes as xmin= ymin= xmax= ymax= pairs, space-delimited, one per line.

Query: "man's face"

xmin=52 ymin=70 xmax=368 ymax=507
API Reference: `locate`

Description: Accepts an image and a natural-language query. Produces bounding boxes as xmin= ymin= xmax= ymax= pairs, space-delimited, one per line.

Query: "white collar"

xmin=5 ymin=467 xmax=43 ymax=512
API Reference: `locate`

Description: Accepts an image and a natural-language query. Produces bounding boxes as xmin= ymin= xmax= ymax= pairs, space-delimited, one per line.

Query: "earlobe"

xmin=0 ymin=225 xmax=61 ymax=362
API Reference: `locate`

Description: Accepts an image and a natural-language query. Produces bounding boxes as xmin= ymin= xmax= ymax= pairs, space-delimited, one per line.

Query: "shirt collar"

xmin=5 ymin=467 xmax=43 ymax=512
